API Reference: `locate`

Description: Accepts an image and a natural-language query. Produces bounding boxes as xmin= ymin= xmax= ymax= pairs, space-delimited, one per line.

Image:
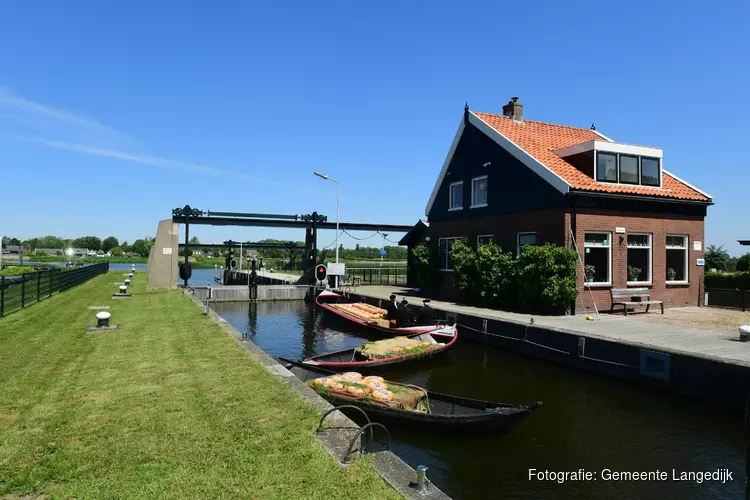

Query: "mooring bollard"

xmin=124 ymin=279 xmax=131 ymax=287
xmin=96 ymin=311 xmax=111 ymax=327
xmin=119 ymin=285 xmax=127 ymax=294
xmin=128 ymin=272 xmax=134 ymax=278
xmin=413 ymin=465 xmax=429 ymax=495
xmin=740 ymin=325 xmax=750 ymax=342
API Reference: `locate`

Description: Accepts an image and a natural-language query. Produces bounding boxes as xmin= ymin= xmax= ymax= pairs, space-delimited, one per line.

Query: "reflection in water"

xmin=210 ymin=300 xmax=745 ymax=500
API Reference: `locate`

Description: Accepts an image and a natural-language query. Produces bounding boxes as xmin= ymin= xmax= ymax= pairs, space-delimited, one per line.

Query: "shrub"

xmin=516 ymin=244 xmax=578 ymax=313
xmin=737 ymin=254 xmax=750 ymax=273
xmin=412 ymin=242 xmax=439 ymax=290
xmin=449 ymin=239 xmax=479 ymax=302
xmin=704 ymin=272 xmax=750 ymax=290
xmin=477 ymin=243 xmax=518 ymax=308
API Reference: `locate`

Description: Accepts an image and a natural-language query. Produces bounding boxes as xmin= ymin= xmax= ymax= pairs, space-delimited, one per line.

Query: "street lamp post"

xmin=379 ymin=233 xmax=387 ymax=284
xmin=314 ymin=171 xmax=340 ymax=288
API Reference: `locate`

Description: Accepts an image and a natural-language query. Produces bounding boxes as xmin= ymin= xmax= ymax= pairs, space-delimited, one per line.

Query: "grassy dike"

xmin=0 ymin=271 xmax=400 ymax=499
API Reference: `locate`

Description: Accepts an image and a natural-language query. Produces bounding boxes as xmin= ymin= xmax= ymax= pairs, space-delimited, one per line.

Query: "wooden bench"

xmin=610 ymin=288 xmax=664 ymax=316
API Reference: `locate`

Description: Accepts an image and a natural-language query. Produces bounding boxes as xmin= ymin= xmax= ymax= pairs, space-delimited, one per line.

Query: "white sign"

xmin=162 ymin=247 xmax=173 ymax=255
xmin=696 ymin=258 xmax=705 ymax=266
xmin=615 ymin=227 xmax=626 ymax=234
xmin=693 ymin=241 xmax=702 ymax=251
xmin=327 ymin=262 xmax=346 ymax=276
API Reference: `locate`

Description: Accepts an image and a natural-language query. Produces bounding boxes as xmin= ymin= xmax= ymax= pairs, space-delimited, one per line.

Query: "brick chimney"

xmin=502 ymin=96 xmax=523 ymax=123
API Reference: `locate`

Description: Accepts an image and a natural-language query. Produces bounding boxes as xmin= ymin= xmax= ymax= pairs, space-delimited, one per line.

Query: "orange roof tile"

xmin=472 ymin=111 xmax=710 ymax=202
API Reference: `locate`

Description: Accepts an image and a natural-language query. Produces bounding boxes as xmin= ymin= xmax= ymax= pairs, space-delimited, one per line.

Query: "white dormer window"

xmin=471 ymin=175 xmax=488 ymax=208
xmin=448 ymin=181 xmax=463 ymax=211
xmin=555 ymin=140 xmax=663 ymax=189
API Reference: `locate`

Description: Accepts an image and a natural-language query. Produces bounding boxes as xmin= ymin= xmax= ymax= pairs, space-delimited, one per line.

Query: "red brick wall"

xmin=572 ymin=209 xmax=705 ymax=313
xmin=426 ymin=207 xmax=705 ymax=312
xmin=426 ymin=209 xmax=567 ymax=297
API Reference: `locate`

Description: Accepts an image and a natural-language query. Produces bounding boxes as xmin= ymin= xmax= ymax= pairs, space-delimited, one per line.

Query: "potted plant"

xmin=628 ymin=265 xmax=642 ymax=281
xmin=667 ymin=268 xmax=676 ymax=281
xmin=584 ymin=264 xmax=596 ymax=282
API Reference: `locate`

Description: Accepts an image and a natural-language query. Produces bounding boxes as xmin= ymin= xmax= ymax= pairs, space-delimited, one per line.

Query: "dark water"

xmin=211 ymin=301 xmax=745 ymax=500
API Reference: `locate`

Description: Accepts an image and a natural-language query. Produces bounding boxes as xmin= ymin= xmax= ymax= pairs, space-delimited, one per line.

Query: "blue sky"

xmin=1 ymin=1 xmax=748 ymax=254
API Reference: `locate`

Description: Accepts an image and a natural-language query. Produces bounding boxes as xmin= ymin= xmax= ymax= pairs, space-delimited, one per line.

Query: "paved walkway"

xmin=348 ymin=285 xmax=750 ymax=367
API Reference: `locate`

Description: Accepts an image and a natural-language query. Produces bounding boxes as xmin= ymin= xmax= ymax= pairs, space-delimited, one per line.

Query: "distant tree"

xmin=110 ymin=246 xmax=124 ymax=257
xmin=355 ymin=243 xmax=360 ymax=251
xmin=22 ymin=237 xmax=39 ymax=249
xmin=131 ymin=239 xmax=148 ymax=256
xmin=73 ymin=236 xmax=102 ymax=251
xmin=189 ymin=236 xmax=200 ymax=245
xmin=737 ymin=253 xmax=750 ymax=273
xmin=37 ymin=235 xmax=65 ymax=249
xmin=121 ymin=241 xmax=130 ymax=252
xmin=704 ymin=244 xmax=730 ymax=271
xmin=728 ymin=256 xmax=739 ymax=272
xmin=9 ymin=237 xmax=21 ymax=246
xmin=102 ymin=236 xmax=120 ymax=253
xmin=144 ymin=236 xmax=155 ymax=254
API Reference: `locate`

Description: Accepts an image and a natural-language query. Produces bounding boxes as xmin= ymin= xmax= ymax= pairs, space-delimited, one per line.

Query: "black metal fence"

xmin=0 ymin=263 xmax=108 ymax=317
xmin=704 ymin=287 xmax=748 ymax=311
xmin=347 ymin=267 xmax=408 ymax=286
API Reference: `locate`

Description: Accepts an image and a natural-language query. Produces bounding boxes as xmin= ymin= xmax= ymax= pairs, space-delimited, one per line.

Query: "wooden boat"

xmin=280 ymin=358 xmax=542 ymax=434
xmin=315 ymin=290 xmax=448 ymax=335
xmin=301 ymin=328 xmax=458 ymax=370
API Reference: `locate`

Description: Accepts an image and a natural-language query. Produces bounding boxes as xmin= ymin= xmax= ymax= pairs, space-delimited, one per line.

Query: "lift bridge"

xmin=172 ymin=205 xmax=414 ymax=286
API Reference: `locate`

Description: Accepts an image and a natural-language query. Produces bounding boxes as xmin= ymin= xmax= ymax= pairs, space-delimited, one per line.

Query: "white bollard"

xmin=739 ymin=325 xmax=750 ymax=342
xmin=96 ymin=311 xmax=111 ymax=327
xmin=119 ymin=285 xmax=127 ymax=294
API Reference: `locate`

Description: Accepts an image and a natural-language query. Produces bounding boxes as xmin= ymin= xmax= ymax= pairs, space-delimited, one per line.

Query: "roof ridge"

xmin=473 ymin=110 xmax=598 ymax=133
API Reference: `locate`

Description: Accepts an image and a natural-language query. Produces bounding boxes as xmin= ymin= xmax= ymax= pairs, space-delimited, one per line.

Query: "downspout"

xmin=570 ymin=196 xmax=577 ymax=315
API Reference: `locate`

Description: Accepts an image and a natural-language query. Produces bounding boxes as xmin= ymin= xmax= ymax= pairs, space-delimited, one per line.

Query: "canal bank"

xmin=345 ymin=286 xmax=750 ymax=412
xmin=0 ymin=272 xmax=404 ymax=499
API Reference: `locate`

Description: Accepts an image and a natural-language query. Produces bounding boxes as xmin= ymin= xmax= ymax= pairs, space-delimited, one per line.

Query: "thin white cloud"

xmin=0 ymin=87 xmax=130 ymax=141
xmin=25 ymin=138 xmax=310 ymax=192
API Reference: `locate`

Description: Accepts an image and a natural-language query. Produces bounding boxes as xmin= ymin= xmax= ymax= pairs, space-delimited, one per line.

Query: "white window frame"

xmin=438 ymin=237 xmax=460 ymax=272
xmin=626 ymin=233 xmax=652 ymax=285
xmin=470 ymin=175 xmax=488 ymax=208
xmin=666 ymin=234 xmax=689 ymax=284
xmin=448 ymin=181 xmax=463 ymax=211
xmin=583 ymin=231 xmax=612 ymax=286
xmin=477 ymin=234 xmax=493 ymax=246
xmin=516 ymin=232 xmax=538 ymax=256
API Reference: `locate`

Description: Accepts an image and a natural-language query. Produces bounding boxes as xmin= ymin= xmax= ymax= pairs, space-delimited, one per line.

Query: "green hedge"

xmin=704 ymin=272 xmax=750 ymax=290
xmin=450 ymin=239 xmax=578 ymax=314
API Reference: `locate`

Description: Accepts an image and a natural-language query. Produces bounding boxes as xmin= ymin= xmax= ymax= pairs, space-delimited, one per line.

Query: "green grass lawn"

xmin=0 ymin=272 xmax=399 ymax=499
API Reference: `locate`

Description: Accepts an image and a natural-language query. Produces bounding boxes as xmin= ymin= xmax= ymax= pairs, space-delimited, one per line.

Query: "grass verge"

xmin=0 ymin=271 xmax=399 ymax=499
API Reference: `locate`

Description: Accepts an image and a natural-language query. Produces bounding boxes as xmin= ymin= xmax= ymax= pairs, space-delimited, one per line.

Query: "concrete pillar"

xmin=147 ymin=219 xmax=179 ymax=289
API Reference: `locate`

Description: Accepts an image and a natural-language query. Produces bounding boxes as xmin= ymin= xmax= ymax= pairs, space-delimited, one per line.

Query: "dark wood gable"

xmin=428 ymin=123 xmax=567 ymax=222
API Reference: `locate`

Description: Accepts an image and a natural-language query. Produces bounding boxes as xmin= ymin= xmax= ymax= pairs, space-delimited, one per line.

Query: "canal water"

xmin=211 ymin=300 xmax=745 ymax=500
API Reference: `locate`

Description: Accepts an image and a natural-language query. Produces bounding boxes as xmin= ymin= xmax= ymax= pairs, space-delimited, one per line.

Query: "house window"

xmin=666 ymin=235 xmax=688 ymax=283
xmin=471 ymin=175 xmax=488 ymax=208
xmin=439 ymin=237 xmax=460 ymax=271
xmin=477 ymin=235 xmax=493 ymax=246
xmin=517 ymin=233 xmax=537 ymax=255
xmin=641 ymin=157 xmax=661 ymax=187
xmin=584 ymin=232 xmax=611 ymax=284
xmin=448 ymin=182 xmax=463 ymax=211
xmin=627 ymin=233 xmax=651 ymax=284
xmin=619 ymin=155 xmax=639 ymax=185
xmin=596 ymin=152 xmax=618 ymax=182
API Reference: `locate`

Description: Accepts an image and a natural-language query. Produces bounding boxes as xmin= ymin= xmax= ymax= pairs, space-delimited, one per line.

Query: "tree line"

xmin=2 ymin=235 xmax=154 ymax=257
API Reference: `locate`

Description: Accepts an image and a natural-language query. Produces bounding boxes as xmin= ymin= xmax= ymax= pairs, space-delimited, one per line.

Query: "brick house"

xmin=402 ymin=98 xmax=713 ymax=313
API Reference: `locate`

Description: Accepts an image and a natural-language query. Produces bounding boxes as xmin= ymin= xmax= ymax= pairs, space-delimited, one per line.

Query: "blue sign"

xmin=380 ymin=249 xmax=387 ymax=256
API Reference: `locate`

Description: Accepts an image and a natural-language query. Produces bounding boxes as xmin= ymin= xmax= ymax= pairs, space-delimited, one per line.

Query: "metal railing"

xmin=346 ymin=267 xmax=408 ymax=286
xmin=0 ymin=263 xmax=108 ymax=317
